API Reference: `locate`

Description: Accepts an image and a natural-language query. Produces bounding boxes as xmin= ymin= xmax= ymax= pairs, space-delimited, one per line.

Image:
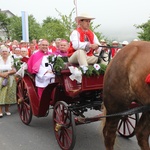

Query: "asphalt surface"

xmin=0 ymin=104 xmax=146 ymax=150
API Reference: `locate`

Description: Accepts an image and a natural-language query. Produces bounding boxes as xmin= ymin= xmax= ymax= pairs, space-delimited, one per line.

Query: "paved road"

xmin=0 ymin=104 xmax=146 ymax=150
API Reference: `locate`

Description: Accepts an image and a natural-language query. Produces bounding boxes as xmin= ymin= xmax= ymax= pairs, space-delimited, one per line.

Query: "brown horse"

xmin=103 ymin=41 xmax=150 ymax=150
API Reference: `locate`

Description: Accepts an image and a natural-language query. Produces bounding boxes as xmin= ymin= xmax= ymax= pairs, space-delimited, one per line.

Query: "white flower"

xmin=52 ymin=55 xmax=56 ymax=62
xmin=93 ymin=64 xmax=100 ymax=70
xmin=80 ymin=65 xmax=88 ymax=74
xmin=15 ymin=60 xmax=19 ymax=66
xmin=68 ymin=66 xmax=82 ymax=83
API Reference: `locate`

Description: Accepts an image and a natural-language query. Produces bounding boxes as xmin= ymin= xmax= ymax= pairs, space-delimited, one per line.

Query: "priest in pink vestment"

xmin=27 ymin=39 xmax=55 ymax=99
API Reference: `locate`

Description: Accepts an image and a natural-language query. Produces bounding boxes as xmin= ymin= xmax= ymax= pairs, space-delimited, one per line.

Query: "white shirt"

xmin=70 ymin=30 xmax=101 ymax=51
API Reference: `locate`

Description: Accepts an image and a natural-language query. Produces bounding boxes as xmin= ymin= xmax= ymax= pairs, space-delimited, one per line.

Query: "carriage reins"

xmin=95 ymin=45 xmax=123 ymax=63
xmin=99 ymin=105 xmax=150 ymax=118
xmin=93 ymin=45 xmax=113 ymax=63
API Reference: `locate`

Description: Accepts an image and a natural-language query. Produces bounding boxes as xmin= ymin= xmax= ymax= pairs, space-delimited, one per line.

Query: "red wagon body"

xmin=16 ymin=63 xmax=139 ymax=150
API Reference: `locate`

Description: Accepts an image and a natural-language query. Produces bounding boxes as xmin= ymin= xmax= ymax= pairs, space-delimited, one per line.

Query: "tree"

xmin=9 ymin=15 xmax=42 ymax=41
xmin=0 ymin=12 xmax=11 ymax=40
xmin=28 ymin=15 xmax=42 ymax=41
xmin=56 ymin=8 xmax=103 ymax=41
xmin=42 ymin=17 xmax=68 ymax=41
xmin=9 ymin=16 xmax=22 ymax=41
xmin=0 ymin=8 xmax=104 ymax=42
xmin=56 ymin=8 xmax=76 ymax=37
xmin=135 ymin=19 xmax=150 ymax=41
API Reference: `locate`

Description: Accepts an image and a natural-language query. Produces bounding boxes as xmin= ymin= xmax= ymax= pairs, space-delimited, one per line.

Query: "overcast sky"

xmin=1 ymin=0 xmax=150 ymax=42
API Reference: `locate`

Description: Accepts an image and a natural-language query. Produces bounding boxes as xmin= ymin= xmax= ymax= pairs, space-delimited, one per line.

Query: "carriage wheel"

xmin=53 ymin=101 xmax=76 ymax=150
xmin=117 ymin=113 xmax=139 ymax=138
xmin=17 ymin=79 xmax=32 ymax=125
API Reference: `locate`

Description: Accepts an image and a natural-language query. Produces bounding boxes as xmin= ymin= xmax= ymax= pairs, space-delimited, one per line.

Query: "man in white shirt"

xmin=68 ymin=13 xmax=101 ymax=66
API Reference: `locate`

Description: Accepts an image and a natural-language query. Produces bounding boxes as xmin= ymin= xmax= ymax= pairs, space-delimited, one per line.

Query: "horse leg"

xmin=103 ymin=117 xmax=120 ymax=150
xmin=135 ymin=112 xmax=150 ymax=150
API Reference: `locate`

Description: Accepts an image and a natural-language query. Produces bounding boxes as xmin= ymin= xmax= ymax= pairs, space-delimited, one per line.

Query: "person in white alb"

xmin=27 ymin=39 xmax=55 ymax=99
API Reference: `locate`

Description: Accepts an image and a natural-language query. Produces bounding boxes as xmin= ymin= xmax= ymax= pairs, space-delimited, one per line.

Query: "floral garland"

xmin=13 ymin=58 xmax=25 ymax=71
xmin=80 ymin=63 xmax=107 ymax=77
xmin=47 ymin=55 xmax=107 ymax=76
xmin=47 ymin=55 xmax=66 ymax=73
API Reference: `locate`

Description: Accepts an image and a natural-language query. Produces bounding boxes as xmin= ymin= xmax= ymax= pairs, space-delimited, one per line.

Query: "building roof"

xmin=0 ymin=9 xmax=15 ymax=17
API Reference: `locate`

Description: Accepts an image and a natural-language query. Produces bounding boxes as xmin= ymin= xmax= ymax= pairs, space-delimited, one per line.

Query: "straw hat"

xmin=112 ymin=41 xmax=118 ymax=44
xmin=75 ymin=13 xmax=95 ymax=22
xmin=100 ymin=39 xmax=106 ymax=43
xmin=122 ymin=41 xmax=129 ymax=45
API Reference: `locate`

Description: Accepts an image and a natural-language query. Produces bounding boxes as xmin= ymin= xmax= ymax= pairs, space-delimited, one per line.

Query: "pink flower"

xmin=93 ymin=64 xmax=100 ymax=70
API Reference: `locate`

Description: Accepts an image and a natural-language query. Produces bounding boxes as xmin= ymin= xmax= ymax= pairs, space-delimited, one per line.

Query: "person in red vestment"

xmin=68 ymin=13 xmax=101 ymax=66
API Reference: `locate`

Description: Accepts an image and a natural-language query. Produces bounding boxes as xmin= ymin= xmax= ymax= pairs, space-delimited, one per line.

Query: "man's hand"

xmin=89 ymin=44 xmax=99 ymax=50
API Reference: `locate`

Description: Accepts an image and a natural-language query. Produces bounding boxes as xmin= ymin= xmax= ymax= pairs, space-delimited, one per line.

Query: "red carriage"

xmin=16 ymin=53 xmax=140 ymax=150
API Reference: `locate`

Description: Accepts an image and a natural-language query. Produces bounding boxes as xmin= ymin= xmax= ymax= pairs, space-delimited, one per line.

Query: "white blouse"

xmin=0 ymin=55 xmax=14 ymax=72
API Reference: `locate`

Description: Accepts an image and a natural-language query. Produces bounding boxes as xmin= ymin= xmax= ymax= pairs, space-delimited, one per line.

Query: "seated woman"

xmin=27 ymin=39 xmax=55 ymax=100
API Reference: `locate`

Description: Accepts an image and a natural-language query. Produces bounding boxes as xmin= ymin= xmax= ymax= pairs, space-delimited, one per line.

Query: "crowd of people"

xmin=0 ymin=12 xmax=138 ymax=117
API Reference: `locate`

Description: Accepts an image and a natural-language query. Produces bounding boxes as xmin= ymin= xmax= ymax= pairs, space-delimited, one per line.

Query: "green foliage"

xmin=80 ymin=63 xmax=107 ymax=77
xmin=9 ymin=16 xmax=22 ymax=41
xmin=28 ymin=15 xmax=42 ymax=41
xmin=135 ymin=19 xmax=150 ymax=41
xmin=47 ymin=55 xmax=65 ymax=73
xmin=56 ymin=8 xmax=103 ymax=41
xmin=47 ymin=55 xmax=107 ymax=76
xmin=9 ymin=15 xmax=42 ymax=41
xmin=0 ymin=12 xmax=11 ymax=39
xmin=42 ymin=18 xmax=68 ymax=41
xmin=56 ymin=8 xmax=76 ymax=37
xmin=1 ymin=8 xmax=104 ymax=42
xmin=13 ymin=58 xmax=23 ymax=71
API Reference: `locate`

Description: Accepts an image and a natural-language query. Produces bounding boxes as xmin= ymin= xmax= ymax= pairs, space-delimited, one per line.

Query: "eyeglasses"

xmin=81 ymin=19 xmax=91 ymax=23
xmin=42 ymin=44 xmax=48 ymax=46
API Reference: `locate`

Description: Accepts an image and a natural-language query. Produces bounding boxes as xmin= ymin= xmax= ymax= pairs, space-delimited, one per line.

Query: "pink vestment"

xmin=27 ymin=50 xmax=53 ymax=99
xmin=27 ymin=50 xmax=51 ymax=74
xmin=54 ymin=49 xmax=68 ymax=57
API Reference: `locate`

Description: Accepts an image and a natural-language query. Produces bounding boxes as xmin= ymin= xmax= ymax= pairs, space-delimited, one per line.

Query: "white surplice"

xmin=35 ymin=55 xmax=55 ymax=88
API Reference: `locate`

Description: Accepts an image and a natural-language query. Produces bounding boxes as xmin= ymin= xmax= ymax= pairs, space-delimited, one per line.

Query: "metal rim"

xmin=53 ymin=101 xmax=76 ymax=150
xmin=117 ymin=113 xmax=139 ymax=138
xmin=17 ymin=79 xmax=32 ymax=125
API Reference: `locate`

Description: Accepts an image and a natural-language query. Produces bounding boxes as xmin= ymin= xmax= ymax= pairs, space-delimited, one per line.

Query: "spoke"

xmin=118 ymin=120 xmax=123 ymax=130
xmin=126 ymin=117 xmax=135 ymax=129
xmin=125 ymin=120 xmax=131 ymax=135
xmin=64 ymin=128 xmax=72 ymax=143
xmin=17 ymin=80 xmax=32 ymax=125
xmin=54 ymin=102 xmax=75 ymax=150
xmin=123 ymin=120 xmax=126 ymax=135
